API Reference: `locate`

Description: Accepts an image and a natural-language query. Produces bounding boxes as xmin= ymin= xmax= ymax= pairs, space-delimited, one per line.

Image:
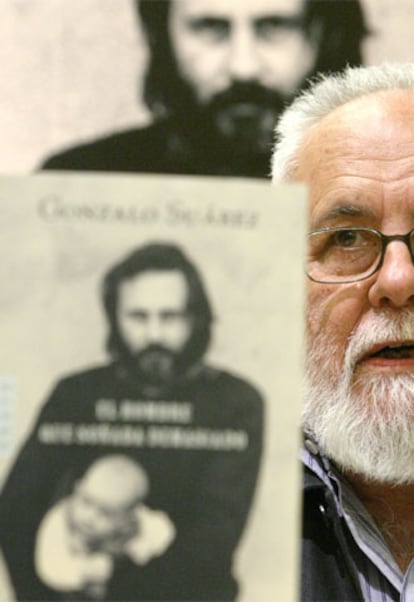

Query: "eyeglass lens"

xmin=307 ymin=228 xmax=414 ymax=284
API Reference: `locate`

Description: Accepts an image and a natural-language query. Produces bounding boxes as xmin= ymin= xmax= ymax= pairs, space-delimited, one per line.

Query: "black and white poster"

xmin=0 ymin=173 xmax=306 ymax=601
xmin=1 ymin=0 xmax=384 ymax=177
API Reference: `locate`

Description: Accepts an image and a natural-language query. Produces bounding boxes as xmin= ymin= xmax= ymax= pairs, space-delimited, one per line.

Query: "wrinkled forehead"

xmin=306 ymin=89 xmax=414 ymax=148
xmin=169 ymin=0 xmax=305 ymax=20
xmin=295 ymin=90 xmax=414 ymax=199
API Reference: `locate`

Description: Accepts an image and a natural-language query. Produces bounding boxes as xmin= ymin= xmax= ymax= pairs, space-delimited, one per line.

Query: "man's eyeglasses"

xmin=307 ymin=226 xmax=414 ymax=284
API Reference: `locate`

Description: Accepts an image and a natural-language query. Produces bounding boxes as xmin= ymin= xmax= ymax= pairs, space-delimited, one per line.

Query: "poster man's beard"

xmin=303 ymin=308 xmax=414 ymax=485
xmin=131 ymin=345 xmax=179 ymax=387
xmin=173 ymin=79 xmax=292 ymax=158
xmin=203 ymin=82 xmax=289 ymax=154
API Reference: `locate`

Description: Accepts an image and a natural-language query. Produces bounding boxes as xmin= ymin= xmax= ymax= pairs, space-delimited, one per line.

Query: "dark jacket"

xmin=301 ymin=467 xmax=364 ymax=601
xmin=0 ymin=362 xmax=263 ymax=601
xmin=41 ymin=118 xmax=270 ymax=178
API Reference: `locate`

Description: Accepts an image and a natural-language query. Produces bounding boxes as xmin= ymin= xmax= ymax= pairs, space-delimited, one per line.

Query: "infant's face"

xmin=69 ymin=484 xmax=135 ymax=543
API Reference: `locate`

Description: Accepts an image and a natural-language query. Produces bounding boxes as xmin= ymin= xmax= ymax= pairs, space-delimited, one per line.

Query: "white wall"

xmin=363 ymin=0 xmax=414 ymax=64
xmin=0 ymin=0 xmax=149 ymax=172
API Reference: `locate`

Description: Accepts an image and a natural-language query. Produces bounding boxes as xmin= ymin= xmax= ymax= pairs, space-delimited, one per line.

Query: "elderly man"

xmin=0 ymin=242 xmax=263 ymax=601
xmin=41 ymin=0 xmax=367 ymax=178
xmin=272 ymin=62 xmax=414 ymax=601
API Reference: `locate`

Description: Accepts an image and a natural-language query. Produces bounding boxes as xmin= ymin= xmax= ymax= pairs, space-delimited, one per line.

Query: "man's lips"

xmin=358 ymin=341 xmax=414 ymax=364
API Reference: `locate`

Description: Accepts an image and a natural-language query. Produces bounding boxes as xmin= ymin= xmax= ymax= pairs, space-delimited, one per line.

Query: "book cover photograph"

xmin=0 ymin=173 xmax=306 ymax=601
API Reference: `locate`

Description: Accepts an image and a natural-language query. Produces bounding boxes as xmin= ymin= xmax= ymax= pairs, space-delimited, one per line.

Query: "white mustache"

xmin=345 ymin=307 xmax=414 ymax=370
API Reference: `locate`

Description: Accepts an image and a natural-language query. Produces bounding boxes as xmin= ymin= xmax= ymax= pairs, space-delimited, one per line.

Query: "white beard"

xmin=303 ymin=308 xmax=414 ymax=485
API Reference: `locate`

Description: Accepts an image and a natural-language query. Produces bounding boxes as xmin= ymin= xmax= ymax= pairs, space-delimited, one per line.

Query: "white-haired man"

xmin=272 ymin=63 xmax=414 ymax=601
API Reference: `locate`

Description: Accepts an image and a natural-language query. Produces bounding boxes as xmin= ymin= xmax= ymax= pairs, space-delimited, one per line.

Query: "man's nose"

xmin=369 ymin=241 xmax=414 ymax=308
xmin=145 ymin=316 xmax=163 ymax=343
xmin=227 ymin=26 xmax=261 ymax=81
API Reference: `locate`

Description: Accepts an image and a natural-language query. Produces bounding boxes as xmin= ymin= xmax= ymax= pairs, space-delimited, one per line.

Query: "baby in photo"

xmin=35 ymin=455 xmax=175 ymax=599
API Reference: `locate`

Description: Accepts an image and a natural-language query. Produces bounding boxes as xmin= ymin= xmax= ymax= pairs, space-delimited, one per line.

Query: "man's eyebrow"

xmin=316 ymin=204 xmax=377 ymax=225
xmin=185 ymin=16 xmax=229 ymax=27
xmin=254 ymin=15 xmax=304 ymax=28
xmin=126 ymin=309 xmax=147 ymax=316
xmin=160 ymin=309 xmax=187 ymax=317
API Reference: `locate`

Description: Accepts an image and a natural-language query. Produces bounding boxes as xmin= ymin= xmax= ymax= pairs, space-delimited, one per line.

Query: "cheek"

xmin=262 ymin=36 xmax=316 ymax=92
xmin=307 ymin=284 xmax=368 ymax=350
xmin=166 ymin=320 xmax=192 ymax=348
xmin=118 ymin=319 xmax=145 ymax=345
xmin=176 ymin=47 xmax=227 ymax=99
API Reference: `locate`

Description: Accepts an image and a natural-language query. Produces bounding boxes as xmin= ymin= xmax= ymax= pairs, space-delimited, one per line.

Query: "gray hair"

xmin=271 ymin=62 xmax=414 ymax=182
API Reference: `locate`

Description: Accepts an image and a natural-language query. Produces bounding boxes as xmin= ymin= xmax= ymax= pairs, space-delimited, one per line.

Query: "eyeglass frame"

xmin=307 ymin=226 xmax=414 ymax=284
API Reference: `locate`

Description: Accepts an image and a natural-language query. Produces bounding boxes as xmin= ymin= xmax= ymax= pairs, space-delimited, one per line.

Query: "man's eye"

xmin=332 ymin=230 xmax=363 ymax=248
xmin=187 ymin=18 xmax=229 ymax=41
xmin=161 ymin=312 xmax=186 ymax=322
xmin=255 ymin=17 xmax=302 ymax=42
xmin=309 ymin=229 xmax=378 ymax=260
xmin=127 ymin=311 xmax=147 ymax=322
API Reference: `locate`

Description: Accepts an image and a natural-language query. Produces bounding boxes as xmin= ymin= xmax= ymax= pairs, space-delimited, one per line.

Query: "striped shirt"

xmin=301 ymin=442 xmax=414 ymax=602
